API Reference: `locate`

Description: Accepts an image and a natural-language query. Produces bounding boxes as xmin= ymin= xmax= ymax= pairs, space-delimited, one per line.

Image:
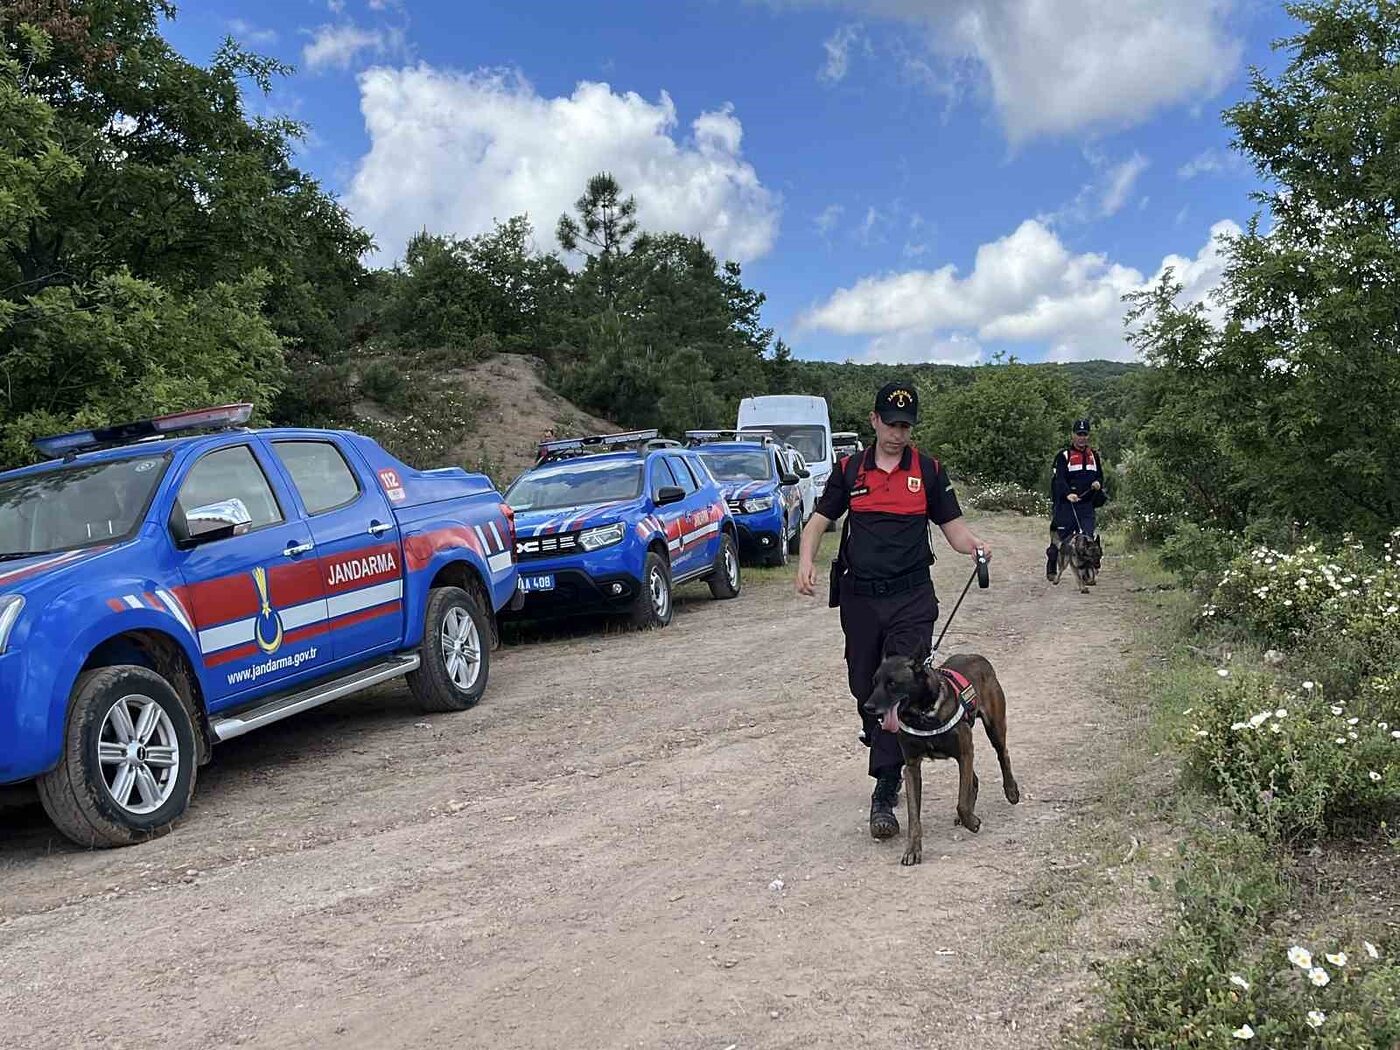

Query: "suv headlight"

xmin=0 ymin=595 xmax=24 ymax=653
xmin=579 ymin=522 xmax=626 ymax=551
xmin=742 ymin=496 xmax=774 ymax=513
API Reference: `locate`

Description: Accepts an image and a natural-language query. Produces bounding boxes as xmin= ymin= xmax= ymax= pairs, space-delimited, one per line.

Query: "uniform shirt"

xmin=1050 ymin=445 xmax=1106 ymax=530
xmin=816 ymin=445 xmax=962 ymax=580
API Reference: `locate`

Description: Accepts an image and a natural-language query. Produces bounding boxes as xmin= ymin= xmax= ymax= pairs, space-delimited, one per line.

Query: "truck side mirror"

xmin=655 ymin=485 xmax=686 ymax=506
xmin=174 ymin=498 xmax=253 ymax=547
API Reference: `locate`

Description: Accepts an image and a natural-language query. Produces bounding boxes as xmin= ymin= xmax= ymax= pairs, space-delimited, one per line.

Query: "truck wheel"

xmin=708 ymin=534 xmax=742 ymax=599
xmin=409 ymin=586 xmax=491 ymax=712
xmin=765 ymin=525 xmax=790 ymax=567
xmin=630 ymin=551 xmax=673 ymax=629
xmin=36 ymin=666 xmax=198 ymax=848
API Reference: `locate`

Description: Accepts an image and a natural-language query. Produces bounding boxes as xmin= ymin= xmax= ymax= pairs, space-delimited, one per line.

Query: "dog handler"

xmin=1045 ymin=418 xmax=1107 ymax=582
xmin=795 ymin=382 xmax=991 ymax=840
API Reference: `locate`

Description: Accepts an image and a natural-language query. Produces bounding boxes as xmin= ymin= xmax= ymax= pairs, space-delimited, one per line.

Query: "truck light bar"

xmin=535 ymin=429 xmax=661 ymax=463
xmin=33 ymin=403 xmax=254 ymax=459
xmin=685 ymin=429 xmax=775 ymax=447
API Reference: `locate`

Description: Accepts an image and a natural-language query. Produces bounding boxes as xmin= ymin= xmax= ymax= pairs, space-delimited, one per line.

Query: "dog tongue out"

xmin=881 ymin=707 xmax=901 ymax=734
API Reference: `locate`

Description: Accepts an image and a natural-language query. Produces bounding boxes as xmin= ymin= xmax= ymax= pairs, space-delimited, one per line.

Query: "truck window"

xmin=176 ymin=446 xmax=283 ymax=531
xmin=273 ymin=440 xmax=361 ymax=516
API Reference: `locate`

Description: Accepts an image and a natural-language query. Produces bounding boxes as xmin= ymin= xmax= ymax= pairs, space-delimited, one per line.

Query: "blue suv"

xmin=687 ymin=430 xmax=806 ymax=567
xmin=503 ymin=430 xmax=741 ymax=628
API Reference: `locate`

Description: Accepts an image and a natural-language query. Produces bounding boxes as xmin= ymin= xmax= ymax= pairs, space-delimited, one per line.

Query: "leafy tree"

xmin=918 ymin=358 xmax=1078 ymax=489
xmin=1125 ymin=0 xmax=1400 ymax=540
xmin=557 ymin=172 xmax=637 ymax=309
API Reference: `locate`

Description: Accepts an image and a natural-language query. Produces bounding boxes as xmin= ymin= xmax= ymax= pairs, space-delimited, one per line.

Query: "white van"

xmin=737 ymin=395 xmax=833 ymax=514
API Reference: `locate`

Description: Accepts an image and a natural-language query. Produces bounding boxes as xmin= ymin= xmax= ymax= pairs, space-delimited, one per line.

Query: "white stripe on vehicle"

xmin=326 ymin=579 xmax=404 ymax=620
xmin=122 ymin=595 xmax=143 ymax=610
xmin=199 ymin=617 xmax=256 ymax=654
xmin=473 ymin=524 xmax=491 ymax=551
xmin=156 ymin=589 xmax=195 ymax=634
xmin=488 ymin=521 xmax=504 ymax=549
xmin=280 ymin=597 xmax=330 ymax=631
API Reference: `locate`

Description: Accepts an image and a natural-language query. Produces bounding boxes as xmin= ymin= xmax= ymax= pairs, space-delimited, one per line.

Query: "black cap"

xmin=1073 ymin=418 xmax=1091 ymax=434
xmin=875 ymin=381 xmax=919 ymax=425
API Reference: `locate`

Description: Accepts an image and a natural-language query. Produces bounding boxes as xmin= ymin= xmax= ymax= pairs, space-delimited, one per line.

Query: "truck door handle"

xmin=283 ymin=541 xmax=314 ymax=557
xmin=367 ymin=520 xmax=392 ymax=536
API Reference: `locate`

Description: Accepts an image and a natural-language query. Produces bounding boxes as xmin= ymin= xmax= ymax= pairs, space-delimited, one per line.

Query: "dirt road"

xmin=0 ymin=513 xmax=1137 ymax=1049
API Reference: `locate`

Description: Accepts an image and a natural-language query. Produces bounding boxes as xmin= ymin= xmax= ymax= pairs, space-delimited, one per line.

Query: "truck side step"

xmin=209 ymin=654 xmax=421 ymax=742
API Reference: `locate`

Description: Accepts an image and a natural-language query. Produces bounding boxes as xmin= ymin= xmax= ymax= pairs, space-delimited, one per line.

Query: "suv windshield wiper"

xmin=0 ymin=550 xmax=54 ymax=562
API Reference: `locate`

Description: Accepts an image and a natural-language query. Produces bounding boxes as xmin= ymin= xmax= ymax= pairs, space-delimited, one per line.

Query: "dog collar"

xmin=896 ymin=666 xmax=978 ymax=737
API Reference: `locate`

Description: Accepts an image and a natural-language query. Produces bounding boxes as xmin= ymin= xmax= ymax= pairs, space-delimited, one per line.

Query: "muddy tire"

xmin=707 ymin=534 xmax=742 ymax=600
xmin=409 ymin=586 xmax=491 ymax=712
xmin=630 ymin=551 xmax=673 ymax=629
xmin=36 ymin=666 xmax=198 ymax=849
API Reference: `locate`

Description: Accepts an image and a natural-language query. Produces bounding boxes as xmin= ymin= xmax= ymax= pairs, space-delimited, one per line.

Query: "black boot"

xmin=1046 ymin=544 xmax=1059 ymax=582
xmin=869 ymin=772 xmax=901 ymax=840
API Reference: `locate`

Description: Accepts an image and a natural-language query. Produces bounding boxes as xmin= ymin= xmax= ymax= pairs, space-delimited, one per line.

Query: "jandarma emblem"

xmin=252 ymin=566 xmax=284 ymax=654
xmin=889 ymin=389 xmax=913 ymax=407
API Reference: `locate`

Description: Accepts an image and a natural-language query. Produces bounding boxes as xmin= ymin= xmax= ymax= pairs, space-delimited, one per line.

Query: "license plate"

xmin=519 ymin=574 xmax=555 ymax=593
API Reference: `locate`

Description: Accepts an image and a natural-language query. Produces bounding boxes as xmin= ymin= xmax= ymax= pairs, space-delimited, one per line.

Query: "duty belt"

xmin=845 ymin=567 xmax=930 ymax=598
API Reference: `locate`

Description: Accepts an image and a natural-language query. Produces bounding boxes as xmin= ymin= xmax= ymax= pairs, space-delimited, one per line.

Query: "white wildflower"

xmin=1288 ymin=945 xmax=1313 ymax=969
xmin=1330 ymin=705 xmax=1344 ymax=715
xmin=1303 ymin=681 xmax=1315 ymax=691
xmin=1249 ymin=712 xmax=1270 ymax=728
xmin=1364 ymin=941 xmax=1379 ymax=959
xmin=1275 ymin=708 xmax=1287 ymax=718
xmin=1306 ymin=1010 xmax=1326 ymax=1028
xmin=1217 ymin=668 xmax=1231 ymax=678
xmin=1370 ymin=771 xmax=1382 ymax=782
xmin=1229 ymin=974 xmax=1250 ymax=990
xmin=1231 ymin=1023 xmax=1254 ymax=1040
xmin=1309 ymin=966 xmax=1330 ymax=987
xmin=1326 ymin=951 xmax=1347 ymax=967
xmin=1336 ymin=737 xmax=1348 ymax=745
xmin=1232 ymin=722 xmax=1250 ymax=731
xmin=1348 ymin=717 xmax=1360 ymax=726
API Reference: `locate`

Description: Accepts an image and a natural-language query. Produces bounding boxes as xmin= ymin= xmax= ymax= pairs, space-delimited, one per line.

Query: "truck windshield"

xmin=506 ymin=460 xmax=643 ymax=512
xmin=697 ymin=449 xmax=771 ymax=482
xmin=0 ymin=455 xmax=168 ymax=558
xmin=741 ymin=425 xmax=827 ymax=463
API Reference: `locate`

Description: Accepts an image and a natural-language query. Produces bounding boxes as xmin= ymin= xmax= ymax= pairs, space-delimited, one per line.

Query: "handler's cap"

xmin=1072 ymin=418 xmax=1091 ymax=434
xmin=875 ymin=381 xmax=919 ymax=425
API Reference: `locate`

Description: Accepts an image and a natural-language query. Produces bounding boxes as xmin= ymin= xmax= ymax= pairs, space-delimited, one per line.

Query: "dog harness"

xmin=896 ymin=665 xmax=979 ymax=737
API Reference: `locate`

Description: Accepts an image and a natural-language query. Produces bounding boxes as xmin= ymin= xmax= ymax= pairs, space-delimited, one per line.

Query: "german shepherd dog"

xmin=864 ymin=654 xmax=1020 ymax=866
xmin=1054 ymin=532 xmax=1102 ymax=593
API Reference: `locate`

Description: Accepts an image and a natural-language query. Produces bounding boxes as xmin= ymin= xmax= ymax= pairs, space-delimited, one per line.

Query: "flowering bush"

xmin=962 ymin=480 xmax=1051 ymax=517
xmin=1203 ymin=532 xmax=1400 ymax=648
xmin=1181 ymin=674 xmax=1398 ymax=841
xmin=1084 ymin=828 xmax=1400 ymax=1048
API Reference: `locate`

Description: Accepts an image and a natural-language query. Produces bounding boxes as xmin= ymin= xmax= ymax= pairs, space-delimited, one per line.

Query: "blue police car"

xmin=687 ymin=430 xmax=806 ymax=567
xmin=503 ymin=430 xmax=741 ymax=628
xmin=0 ymin=404 xmax=518 ymax=847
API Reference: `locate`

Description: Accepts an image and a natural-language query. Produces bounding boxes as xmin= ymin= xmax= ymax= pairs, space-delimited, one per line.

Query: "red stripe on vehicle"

xmin=404 ymin=526 xmax=481 ymax=573
xmin=106 ymin=598 xmax=126 ymax=613
xmin=329 ymin=599 xmax=401 ymax=631
xmin=266 ymin=559 xmax=326 ymax=607
xmin=203 ymin=642 xmax=259 ymax=668
xmin=284 ymin=621 xmax=331 ymax=645
xmin=321 ymin=542 xmax=402 ymax=595
xmin=185 ymin=574 xmax=260 ymax=626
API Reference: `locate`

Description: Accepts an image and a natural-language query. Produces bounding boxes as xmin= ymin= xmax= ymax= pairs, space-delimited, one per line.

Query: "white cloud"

xmin=863 ymin=330 xmax=984 ymax=365
xmin=1046 ymin=150 xmax=1150 ymax=226
xmin=815 ymin=203 xmax=844 ymax=237
xmin=819 ymin=25 xmax=867 ymax=83
xmin=780 ymin=1 xmax=1241 ymax=140
xmin=303 ymin=23 xmax=405 ymax=72
xmin=1178 ymin=147 xmax=1250 ymax=179
xmin=801 ymin=218 xmax=1240 ymax=362
xmin=328 ymin=0 xmax=345 ymax=12
xmin=346 ymin=68 xmax=780 ymax=265
xmin=228 ymin=19 xmax=278 ymax=45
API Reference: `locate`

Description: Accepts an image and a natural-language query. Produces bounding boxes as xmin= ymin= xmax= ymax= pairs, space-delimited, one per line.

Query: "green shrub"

xmin=1181 ymin=674 xmax=1398 ymax=842
xmin=1084 ymin=828 xmax=1400 ymax=1049
xmin=963 ymin=480 xmax=1051 ymax=517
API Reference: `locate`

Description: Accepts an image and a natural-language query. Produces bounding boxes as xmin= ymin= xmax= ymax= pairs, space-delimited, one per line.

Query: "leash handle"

xmin=975 ymin=547 xmax=989 ymax=589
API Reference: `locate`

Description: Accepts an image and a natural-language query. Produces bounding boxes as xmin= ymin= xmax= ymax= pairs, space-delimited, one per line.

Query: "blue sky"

xmin=163 ymin=0 xmax=1298 ymax=364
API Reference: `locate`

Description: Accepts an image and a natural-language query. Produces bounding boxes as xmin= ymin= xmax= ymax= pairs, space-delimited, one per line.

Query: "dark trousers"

xmin=1047 ymin=505 xmax=1097 ymax=574
xmin=839 ymin=578 xmax=938 ymax=779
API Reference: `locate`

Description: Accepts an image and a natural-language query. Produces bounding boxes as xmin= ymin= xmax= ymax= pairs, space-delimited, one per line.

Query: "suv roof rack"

xmin=535 ymin=429 xmax=661 ymax=464
xmin=684 ymin=429 xmax=776 ymax=447
xmin=33 ymin=404 xmax=255 ymax=461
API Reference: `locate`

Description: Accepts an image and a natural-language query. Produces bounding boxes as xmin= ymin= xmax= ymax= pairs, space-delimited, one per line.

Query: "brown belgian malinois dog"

xmin=864 ymin=653 xmax=1020 ymax=866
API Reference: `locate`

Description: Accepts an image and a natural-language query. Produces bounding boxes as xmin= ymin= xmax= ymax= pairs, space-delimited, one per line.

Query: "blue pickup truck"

xmin=502 ymin=430 xmax=741 ymax=628
xmin=0 ymin=405 xmax=518 ymax=847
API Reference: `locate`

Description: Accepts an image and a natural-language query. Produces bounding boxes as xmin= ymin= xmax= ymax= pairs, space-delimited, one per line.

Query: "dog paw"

xmin=900 ymin=846 xmax=922 ymax=866
xmin=1005 ymin=780 xmax=1021 ymax=805
xmin=956 ymin=811 xmax=982 ymax=833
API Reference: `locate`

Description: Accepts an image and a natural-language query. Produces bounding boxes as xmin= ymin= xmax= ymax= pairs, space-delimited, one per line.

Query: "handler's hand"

xmin=1067 ymin=493 xmax=1080 ymax=503
xmin=1091 ymin=481 xmax=1102 ymax=491
xmin=796 ymin=560 xmax=818 ymax=596
xmin=970 ymin=540 xmax=992 ymax=563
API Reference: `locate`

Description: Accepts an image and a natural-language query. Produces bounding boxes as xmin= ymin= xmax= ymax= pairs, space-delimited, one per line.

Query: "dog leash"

xmin=923 ymin=547 xmax=989 ymax=669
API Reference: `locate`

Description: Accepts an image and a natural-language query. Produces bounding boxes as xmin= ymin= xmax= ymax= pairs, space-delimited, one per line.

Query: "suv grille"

xmin=515 ymin=531 xmax=581 ymax=560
